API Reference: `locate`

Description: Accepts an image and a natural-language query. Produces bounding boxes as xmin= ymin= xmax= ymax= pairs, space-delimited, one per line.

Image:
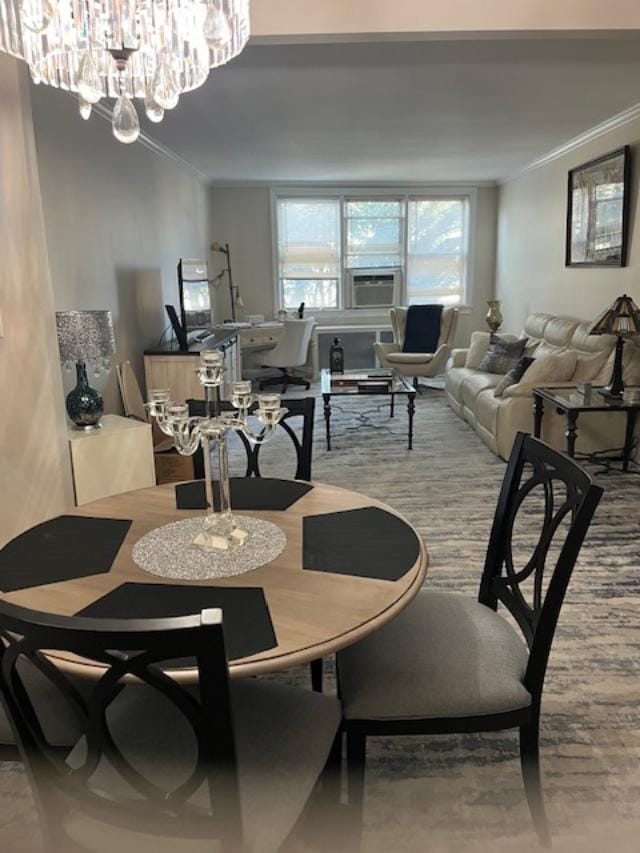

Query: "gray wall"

xmin=31 ymin=85 xmax=211 ymax=413
xmin=0 ymin=57 xmax=73 ymax=544
xmin=496 ymin=119 xmax=640 ymax=332
xmin=208 ymin=184 xmax=498 ymax=346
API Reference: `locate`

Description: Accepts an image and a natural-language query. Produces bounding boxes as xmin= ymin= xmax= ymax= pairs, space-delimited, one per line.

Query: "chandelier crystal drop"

xmin=0 ymin=0 xmax=250 ymax=143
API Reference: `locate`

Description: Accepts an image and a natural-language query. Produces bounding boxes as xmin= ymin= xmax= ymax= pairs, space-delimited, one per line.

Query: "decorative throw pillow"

xmin=504 ymin=350 xmax=578 ymax=394
xmin=464 ymin=331 xmax=491 ymax=369
xmin=478 ymin=334 xmax=528 ymax=375
xmin=494 ymin=356 xmax=534 ymax=397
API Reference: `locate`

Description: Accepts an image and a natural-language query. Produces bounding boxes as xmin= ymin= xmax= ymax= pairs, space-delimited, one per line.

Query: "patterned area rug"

xmin=2 ymin=388 xmax=640 ymax=852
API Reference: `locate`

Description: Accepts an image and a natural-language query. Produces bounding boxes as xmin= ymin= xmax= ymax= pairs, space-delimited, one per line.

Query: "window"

xmin=274 ymin=192 xmax=472 ymax=310
xmin=276 ymin=198 xmax=340 ymax=310
xmin=344 ymin=199 xmax=404 ymax=270
xmin=407 ymin=198 xmax=469 ymax=306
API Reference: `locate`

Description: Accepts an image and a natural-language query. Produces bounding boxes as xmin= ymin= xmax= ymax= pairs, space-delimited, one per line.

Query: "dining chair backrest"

xmin=478 ymin=432 xmax=603 ymax=708
xmin=266 ymin=318 xmax=315 ymax=368
xmin=0 ymin=602 xmax=242 ymax=851
xmin=189 ymin=396 xmax=315 ymax=482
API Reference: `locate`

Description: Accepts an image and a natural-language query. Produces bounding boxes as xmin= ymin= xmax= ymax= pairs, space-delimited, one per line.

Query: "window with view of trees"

xmin=275 ymin=193 xmax=471 ymax=310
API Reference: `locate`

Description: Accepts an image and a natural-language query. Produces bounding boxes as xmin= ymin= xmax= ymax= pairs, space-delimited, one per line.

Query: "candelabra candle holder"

xmin=147 ymin=351 xmax=286 ymax=551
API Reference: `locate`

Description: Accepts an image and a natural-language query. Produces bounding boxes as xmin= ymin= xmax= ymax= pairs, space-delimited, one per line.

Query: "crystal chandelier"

xmin=0 ymin=0 xmax=250 ymax=143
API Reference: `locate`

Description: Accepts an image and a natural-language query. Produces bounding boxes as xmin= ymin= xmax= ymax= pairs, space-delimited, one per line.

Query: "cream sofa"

xmin=446 ymin=312 xmax=640 ymax=460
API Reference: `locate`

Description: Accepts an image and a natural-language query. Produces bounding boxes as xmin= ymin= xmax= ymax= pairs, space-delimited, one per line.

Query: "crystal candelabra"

xmin=147 ymin=350 xmax=285 ymax=551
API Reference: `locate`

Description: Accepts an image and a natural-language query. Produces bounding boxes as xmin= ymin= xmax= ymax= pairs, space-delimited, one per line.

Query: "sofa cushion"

xmin=541 ymin=316 xmax=580 ymax=349
xmin=337 ymin=591 xmax=531 ymax=721
xmin=461 ymin=372 xmax=504 ymax=410
xmin=475 ymin=388 xmax=502 ymax=435
xmin=446 ymin=367 xmax=477 ymax=404
xmin=478 ymin=334 xmax=528 ymax=375
xmin=570 ymin=322 xmax=616 ymax=356
xmin=522 ymin=313 xmax=554 ymax=341
xmin=503 ymin=351 xmax=578 ymax=397
xmin=464 ymin=331 xmax=491 ymax=369
xmin=574 ymin=350 xmax=610 ymax=382
xmin=493 ymin=356 xmax=534 ymax=397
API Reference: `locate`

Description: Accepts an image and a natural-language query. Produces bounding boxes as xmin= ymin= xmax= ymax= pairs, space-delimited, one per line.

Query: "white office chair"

xmin=259 ymin=318 xmax=315 ymax=392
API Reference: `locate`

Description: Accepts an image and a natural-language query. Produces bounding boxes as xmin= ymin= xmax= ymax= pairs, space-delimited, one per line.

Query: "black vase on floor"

xmin=66 ymin=362 xmax=104 ymax=429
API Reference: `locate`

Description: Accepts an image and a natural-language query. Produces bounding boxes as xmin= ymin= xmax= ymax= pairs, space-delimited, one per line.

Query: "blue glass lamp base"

xmin=66 ymin=361 xmax=104 ymax=430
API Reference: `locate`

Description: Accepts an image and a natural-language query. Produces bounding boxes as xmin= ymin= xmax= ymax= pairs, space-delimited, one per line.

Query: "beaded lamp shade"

xmin=56 ymin=311 xmax=116 ymax=364
xmin=589 ymin=294 xmax=640 ymax=337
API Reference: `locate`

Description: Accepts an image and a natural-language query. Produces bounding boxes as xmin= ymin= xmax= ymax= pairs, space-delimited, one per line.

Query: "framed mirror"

xmin=566 ymin=146 xmax=631 ymax=267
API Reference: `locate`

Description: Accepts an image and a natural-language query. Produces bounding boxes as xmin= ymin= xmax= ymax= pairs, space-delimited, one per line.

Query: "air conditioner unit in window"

xmin=348 ymin=268 xmax=401 ymax=309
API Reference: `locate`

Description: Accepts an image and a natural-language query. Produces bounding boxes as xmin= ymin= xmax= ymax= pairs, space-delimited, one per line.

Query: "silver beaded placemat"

xmin=132 ymin=516 xmax=287 ymax=580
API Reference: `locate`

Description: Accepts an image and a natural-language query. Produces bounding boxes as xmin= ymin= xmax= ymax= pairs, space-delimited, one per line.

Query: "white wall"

xmin=208 ymin=184 xmax=498 ymax=347
xmin=0 ymin=57 xmax=73 ymax=545
xmin=496 ymin=119 xmax=640 ymax=332
xmin=30 ymin=85 xmax=211 ymax=413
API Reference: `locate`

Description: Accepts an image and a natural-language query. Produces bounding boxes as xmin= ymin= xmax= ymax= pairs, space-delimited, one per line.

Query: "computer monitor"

xmin=178 ymin=259 xmax=213 ymax=336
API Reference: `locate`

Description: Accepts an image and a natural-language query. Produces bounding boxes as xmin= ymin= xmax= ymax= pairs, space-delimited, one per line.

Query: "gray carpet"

xmin=2 ymin=388 xmax=640 ymax=852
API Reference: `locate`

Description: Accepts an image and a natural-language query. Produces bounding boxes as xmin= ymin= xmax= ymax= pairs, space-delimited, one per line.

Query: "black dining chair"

xmin=188 ymin=396 xmax=315 ymax=483
xmin=0 ymin=601 xmax=341 ymax=853
xmin=336 ymin=432 xmax=603 ymax=848
xmin=188 ymin=396 xmax=324 ymax=693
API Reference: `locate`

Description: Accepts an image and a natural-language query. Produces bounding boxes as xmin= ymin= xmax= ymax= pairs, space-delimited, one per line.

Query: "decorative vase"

xmin=66 ymin=362 xmax=104 ymax=430
xmin=486 ymin=300 xmax=503 ymax=333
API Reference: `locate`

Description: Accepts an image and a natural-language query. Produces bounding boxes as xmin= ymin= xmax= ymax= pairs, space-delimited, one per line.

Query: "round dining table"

xmin=0 ymin=479 xmax=427 ymax=681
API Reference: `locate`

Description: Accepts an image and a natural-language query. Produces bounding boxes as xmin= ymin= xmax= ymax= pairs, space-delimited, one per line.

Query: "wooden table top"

xmin=0 ymin=480 xmax=427 ymax=680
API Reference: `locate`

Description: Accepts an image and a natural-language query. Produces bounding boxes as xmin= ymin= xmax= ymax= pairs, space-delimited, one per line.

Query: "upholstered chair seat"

xmin=338 ymin=590 xmax=531 ymax=722
xmin=375 ymin=306 xmax=459 ymax=383
xmin=63 ymin=678 xmax=341 ymax=853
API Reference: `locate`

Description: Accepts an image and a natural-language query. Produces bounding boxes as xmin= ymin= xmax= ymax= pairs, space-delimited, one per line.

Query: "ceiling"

xmin=137 ymin=36 xmax=640 ymax=183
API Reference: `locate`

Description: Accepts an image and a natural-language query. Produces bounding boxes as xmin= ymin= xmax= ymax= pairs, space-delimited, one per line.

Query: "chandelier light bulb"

xmin=112 ymin=96 xmax=140 ymax=144
xmin=78 ymin=97 xmax=92 ymax=120
xmin=204 ymin=2 xmax=233 ymax=48
xmin=77 ymin=53 xmax=102 ymax=105
xmin=144 ymin=93 xmax=165 ymax=124
xmin=20 ymin=0 xmax=55 ymax=34
xmin=152 ymin=60 xmax=180 ymax=110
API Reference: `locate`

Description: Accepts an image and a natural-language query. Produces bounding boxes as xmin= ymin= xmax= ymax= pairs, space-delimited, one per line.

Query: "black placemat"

xmin=303 ymin=506 xmax=420 ymax=581
xmin=175 ymin=478 xmax=312 ymax=511
xmin=76 ymin=583 xmax=277 ymax=663
xmin=0 ymin=516 xmax=132 ymax=592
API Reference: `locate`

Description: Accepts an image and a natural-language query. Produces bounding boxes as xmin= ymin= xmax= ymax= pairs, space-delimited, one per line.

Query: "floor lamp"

xmin=211 ymin=241 xmax=243 ymax=322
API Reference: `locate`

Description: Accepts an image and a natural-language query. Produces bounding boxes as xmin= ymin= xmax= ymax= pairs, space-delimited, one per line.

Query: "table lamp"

xmin=56 ymin=311 xmax=116 ymax=429
xmin=589 ymin=294 xmax=640 ymax=398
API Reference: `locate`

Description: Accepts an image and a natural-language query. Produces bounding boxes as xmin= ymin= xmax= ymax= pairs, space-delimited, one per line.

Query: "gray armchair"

xmin=374 ymin=306 xmax=459 ymax=384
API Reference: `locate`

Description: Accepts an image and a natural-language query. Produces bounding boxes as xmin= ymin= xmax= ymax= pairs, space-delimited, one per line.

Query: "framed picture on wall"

xmin=565 ymin=145 xmax=631 ymax=267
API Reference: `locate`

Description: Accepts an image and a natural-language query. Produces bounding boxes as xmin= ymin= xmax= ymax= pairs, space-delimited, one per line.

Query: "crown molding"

xmin=502 ymin=101 xmax=640 ymax=184
xmin=209 ymin=178 xmax=498 ymax=189
xmin=88 ymin=99 xmax=209 ymax=182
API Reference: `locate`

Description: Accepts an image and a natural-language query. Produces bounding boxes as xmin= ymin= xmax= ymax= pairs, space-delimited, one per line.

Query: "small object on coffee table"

xmin=321 ymin=368 xmax=415 ymax=451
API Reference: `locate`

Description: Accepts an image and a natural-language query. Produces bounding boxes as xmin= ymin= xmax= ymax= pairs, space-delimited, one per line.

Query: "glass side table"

xmin=533 ymin=386 xmax=640 ymax=471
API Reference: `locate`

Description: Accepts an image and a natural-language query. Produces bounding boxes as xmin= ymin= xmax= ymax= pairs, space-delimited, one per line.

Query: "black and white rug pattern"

xmin=1 ymin=388 xmax=639 ymax=852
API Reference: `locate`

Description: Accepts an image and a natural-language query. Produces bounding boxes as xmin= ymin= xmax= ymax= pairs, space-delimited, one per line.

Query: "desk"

xmin=143 ymin=329 xmax=239 ymax=401
xmin=0 ymin=480 xmax=427 ymax=680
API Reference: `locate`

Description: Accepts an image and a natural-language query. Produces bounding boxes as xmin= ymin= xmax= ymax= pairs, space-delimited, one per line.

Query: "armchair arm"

xmin=449 ymin=348 xmax=468 ymax=368
xmin=374 ymin=341 xmax=400 ymax=367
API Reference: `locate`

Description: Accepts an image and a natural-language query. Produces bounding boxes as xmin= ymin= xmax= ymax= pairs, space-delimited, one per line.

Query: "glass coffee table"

xmin=533 ymin=385 xmax=640 ymax=471
xmin=320 ymin=368 xmax=416 ymax=451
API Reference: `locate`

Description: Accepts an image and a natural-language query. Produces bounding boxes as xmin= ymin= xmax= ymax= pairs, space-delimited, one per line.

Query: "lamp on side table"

xmin=589 ymin=294 xmax=640 ymax=399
